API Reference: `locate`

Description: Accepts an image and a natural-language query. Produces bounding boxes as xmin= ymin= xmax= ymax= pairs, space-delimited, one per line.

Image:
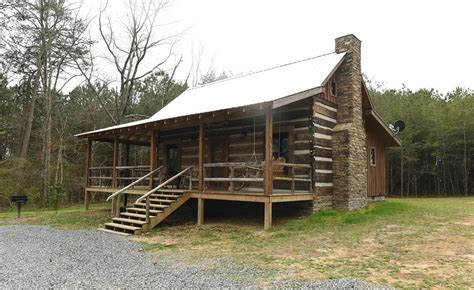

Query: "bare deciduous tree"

xmin=77 ymin=0 xmax=182 ymax=125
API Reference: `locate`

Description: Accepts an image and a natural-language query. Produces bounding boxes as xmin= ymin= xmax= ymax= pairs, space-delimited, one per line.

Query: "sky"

xmin=83 ymin=0 xmax=474 ymax=94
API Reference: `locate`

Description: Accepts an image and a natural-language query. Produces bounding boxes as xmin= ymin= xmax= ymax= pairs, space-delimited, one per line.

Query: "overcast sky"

xmin=85 ymin=0 xmax=474 ymax=94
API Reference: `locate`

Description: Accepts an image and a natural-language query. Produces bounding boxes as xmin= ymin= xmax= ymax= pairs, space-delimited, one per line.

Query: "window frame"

xmin=330 ymin=81 xmax=337 ymax=96
xmin=370 ymin=146 xmax=376 ymax=167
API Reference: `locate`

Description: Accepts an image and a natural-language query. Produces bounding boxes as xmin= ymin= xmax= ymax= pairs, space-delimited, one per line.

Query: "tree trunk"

xmin=443 ymin=146 xmax=447 ymax=196
xmin=463 ymin=121 xmax=468 ymax=196
xmin=401 ymin=146 xmax=404 ymax=197
xmin=19 ymin=67 xmax=42 ymax=160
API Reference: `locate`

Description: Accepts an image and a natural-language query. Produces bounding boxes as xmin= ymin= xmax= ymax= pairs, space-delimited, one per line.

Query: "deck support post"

xmin=150 ymin=130 xmax=158 ymax=189
xmin=197 ymin=197 xmax=205 ymax=225
xmin=84 ymin=138 xmax=92 ymax=210
xmin=264 ymin=110 xmax=273 ymax=196
xmin=111 ymin=136 xmax=120 ymax=216
xmin=264 ymin=201 xmax=272 ymax=230
xmin=198 ymin=124 xmax=205 ymax=192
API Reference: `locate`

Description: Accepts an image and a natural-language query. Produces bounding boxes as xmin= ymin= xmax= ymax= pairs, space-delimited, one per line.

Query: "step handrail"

xmin=106 ymin=165 xmax=164 ymax=201
xmin=135 ymin=166 xmax=194 ymax=204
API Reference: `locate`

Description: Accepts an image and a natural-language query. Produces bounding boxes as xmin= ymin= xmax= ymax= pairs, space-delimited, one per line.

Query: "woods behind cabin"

xmin=0 ymin=1 xmax=473 ymax=207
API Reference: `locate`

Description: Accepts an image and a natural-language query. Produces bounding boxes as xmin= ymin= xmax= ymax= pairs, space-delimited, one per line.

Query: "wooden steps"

xmin=99 ymin=189 xmax=190 ymax=235
xmin=152 ymin=194 xmax=181 ymax=198
xmin=120 ymin=212 xmax=147 ymax=219
xmin=148 ymin=199 xmax=174 ymax=203
xmin=104 ymin=223 xmax=140 ymax=231
xmin=112 ymin=217 xmax=146 ymax=225
xmin=135 ymin=203 xmax=170 ymax=209
xmin=97 ymin=228 xmax=131 ymax=236
xmin=128 ymin=207 xmax=162 ymax=215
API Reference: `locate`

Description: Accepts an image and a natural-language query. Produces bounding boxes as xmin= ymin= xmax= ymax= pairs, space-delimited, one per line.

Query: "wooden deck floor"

xmin=85 ymin=186 xmax=314 ymax=203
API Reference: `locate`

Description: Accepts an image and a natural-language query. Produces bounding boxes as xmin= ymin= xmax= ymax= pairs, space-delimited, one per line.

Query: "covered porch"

xmin=83 ymin=101 xmax=315 ymax=230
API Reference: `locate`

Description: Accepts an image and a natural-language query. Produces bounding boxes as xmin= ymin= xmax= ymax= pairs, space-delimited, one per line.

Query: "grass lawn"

xmin=0 ymin=203 xmax=111 ymax=229
xmin=1 ymin=198 xmax=473 ymax=288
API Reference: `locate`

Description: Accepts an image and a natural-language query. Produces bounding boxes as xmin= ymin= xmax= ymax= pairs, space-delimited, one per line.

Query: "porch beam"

xmin=84 ymin=138 xmax=92 ymax=210
xmin=94 ymin=138 xmax=150 ymax=147
xmin=264 ymin=109 xmax=273 ymax=196
xmin=198 ymin=124 xmax=205 ymax=191
xmin=83 ymin=102 xmax=272 ymax=140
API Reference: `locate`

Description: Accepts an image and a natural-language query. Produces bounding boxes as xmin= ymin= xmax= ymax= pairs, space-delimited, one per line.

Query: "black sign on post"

xmin=11 ymin=195 xmax=28 ymax=218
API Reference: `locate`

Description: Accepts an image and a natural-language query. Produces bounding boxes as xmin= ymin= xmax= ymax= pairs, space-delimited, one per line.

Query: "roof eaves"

xmin=369 ymin=110 xmax=401 ymax=146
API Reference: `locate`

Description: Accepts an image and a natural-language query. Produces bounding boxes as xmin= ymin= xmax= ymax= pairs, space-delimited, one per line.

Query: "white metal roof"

xmin=76 ymin=52 xmax=345 ymax=137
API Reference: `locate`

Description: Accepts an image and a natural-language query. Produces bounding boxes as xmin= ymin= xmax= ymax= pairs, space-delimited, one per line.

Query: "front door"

xmin=166 ymin=144 xmax=180 ymax=176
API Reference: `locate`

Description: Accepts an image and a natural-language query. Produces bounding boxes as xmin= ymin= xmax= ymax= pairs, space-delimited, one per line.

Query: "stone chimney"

xmin=331 ymin=34 xmax=368 ymax=210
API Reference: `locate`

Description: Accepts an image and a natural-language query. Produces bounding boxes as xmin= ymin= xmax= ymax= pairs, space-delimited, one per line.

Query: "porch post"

xmin=112 ymin=136 xmax=119 ymax=187
xmin=150 ymin=130 xmax=158 ymax=189
xmin=123 ymin=143 xmax=130 ymax=207
xmin=198 ymin=124 xmax=205 ymax=192
xmin=264 ymin=201 xmax=272 ymax=230
xmin=197 ymin=197 xmax=205 ymax=226
xmin=111 ymin=136 xmax=119 ymax=215
xmin=264 ymin=110 xmax=273 ymax=196
xmin=84 ymin=138 xmax=92 ymax=210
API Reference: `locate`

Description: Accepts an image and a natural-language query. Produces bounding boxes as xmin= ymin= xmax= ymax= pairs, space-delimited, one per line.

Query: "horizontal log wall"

xmin=312 ymin=94 xmax=337 ymax=210
xmin=157 ymin=127 xmax=201 ymax=173
xmin=154 ymin=99 xmax=314 ymax=191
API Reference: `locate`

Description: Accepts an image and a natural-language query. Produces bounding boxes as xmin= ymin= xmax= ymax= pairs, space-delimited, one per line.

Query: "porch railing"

xmin=88 ymin=165 xmax=156 ymax=188
xmin=272 ymin=162 xmax=312 ymax=193
xmin=203 ymin=161 xmax=312 ymax=194
xmin=106 ymin=166 xmax=164 ymax=202
xmin=203 ymin=162 xmax=265 ymax=193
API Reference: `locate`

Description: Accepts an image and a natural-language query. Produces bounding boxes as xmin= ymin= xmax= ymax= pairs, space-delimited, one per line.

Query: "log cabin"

xmin=76 ymin=34 xmax=400 ymax=235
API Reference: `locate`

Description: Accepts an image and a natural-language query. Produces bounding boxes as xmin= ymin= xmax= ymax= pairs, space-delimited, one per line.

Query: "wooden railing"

xmin=202 ymin=161 xmax=312 ymax=194
xmin=103 ymin=166 xmax=165 ymax=216
xmin=88 ymin=165 xmax=155 ymax=188
xmin=106 ymin=166 xmax=164 ymax=202
xmin=88 ymin=166 xmax=113 ymax=187
xmin=204 ymin=162 xmax=265 ymax=193
xmin=135 ymin=166 xmax=194 ymax=223
xmin=272 ymin=162 xmax=312 ymax=193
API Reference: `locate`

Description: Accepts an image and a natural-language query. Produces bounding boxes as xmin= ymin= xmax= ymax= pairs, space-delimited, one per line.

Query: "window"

xmin=370 ymin=147 xmax=376 ymax=167
xmin=331 ymin=81 xmax=337 ymax=96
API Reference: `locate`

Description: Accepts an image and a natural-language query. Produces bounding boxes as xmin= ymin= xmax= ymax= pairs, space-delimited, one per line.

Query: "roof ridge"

xmin=188 ymin=51 xmax=339 ymax=91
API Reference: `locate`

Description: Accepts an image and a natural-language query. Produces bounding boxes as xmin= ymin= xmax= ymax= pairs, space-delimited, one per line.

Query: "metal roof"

xmin=76 ymin=52 xmax=345 ymax=137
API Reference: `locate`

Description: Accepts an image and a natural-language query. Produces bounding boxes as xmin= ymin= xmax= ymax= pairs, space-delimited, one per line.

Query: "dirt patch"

xmin=454 ymin=215 xmax=474 ymax=226
xmin=136 ymin=199 xmax=474 ymax=288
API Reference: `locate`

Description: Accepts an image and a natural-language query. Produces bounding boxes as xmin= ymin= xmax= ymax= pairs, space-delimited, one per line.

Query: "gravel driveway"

xmin=0 ymin=225 xmax=387 ymax=288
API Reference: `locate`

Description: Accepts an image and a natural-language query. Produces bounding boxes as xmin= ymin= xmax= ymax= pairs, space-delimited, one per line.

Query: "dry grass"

xmin=136 ymin=198 xmax=474 ymax=288
xmin=1 ymin=198 xmax=472 ymax=288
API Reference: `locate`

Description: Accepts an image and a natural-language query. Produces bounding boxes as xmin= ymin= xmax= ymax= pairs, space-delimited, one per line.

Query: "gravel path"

xmin=0 ymin=225 xmax=388 ymax=288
